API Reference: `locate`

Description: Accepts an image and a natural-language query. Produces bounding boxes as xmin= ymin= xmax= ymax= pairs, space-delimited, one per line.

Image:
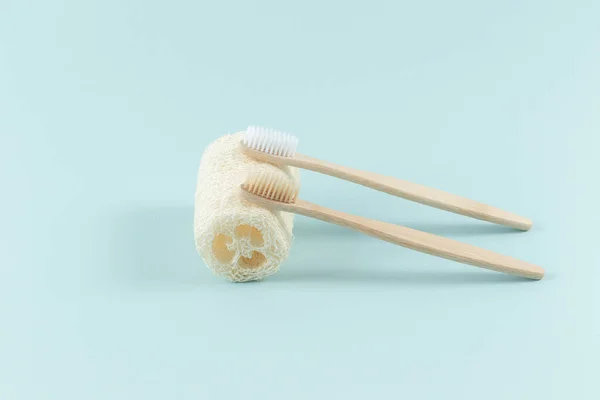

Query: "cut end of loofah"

xmin=211 ymin=227 xmax=268 ymax=270
xmin=194 ymin=133 xmax=299 ymax=282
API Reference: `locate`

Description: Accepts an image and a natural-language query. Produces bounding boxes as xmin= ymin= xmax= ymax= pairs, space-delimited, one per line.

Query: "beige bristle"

xmin=244 ymin=170 xmax=299 ymax=203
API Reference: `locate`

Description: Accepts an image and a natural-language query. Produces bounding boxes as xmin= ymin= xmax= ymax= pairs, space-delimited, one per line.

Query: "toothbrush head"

xmin=241 ymin=170 xmax=300 ymax=204
xmin=242 ymin=126 xmax=299 ymax=157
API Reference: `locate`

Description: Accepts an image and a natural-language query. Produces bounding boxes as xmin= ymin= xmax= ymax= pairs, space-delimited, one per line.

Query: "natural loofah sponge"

xmin=194 ymin=132 xmax=299 ymax=282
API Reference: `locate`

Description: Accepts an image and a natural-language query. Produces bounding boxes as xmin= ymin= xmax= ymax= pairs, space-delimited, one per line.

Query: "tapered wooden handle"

xmin=242 ymin=145 xmax=532 ymax=230
xmin=293 ymin=154 xmax=532 ymax=230
xmin=287 ymin=199 xmax=543 ymax=280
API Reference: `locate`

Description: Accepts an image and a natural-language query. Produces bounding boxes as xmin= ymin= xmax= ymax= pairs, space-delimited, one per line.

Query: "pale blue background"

xmin=1 ymin=0 xmax=599 ymax=399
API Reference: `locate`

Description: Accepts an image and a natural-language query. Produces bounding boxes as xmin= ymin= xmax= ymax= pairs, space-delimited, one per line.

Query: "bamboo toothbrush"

xmin=241 ymin=126 xmax=533 ymax=231
xmin=240 ymin=170 xmax=544 ymax=280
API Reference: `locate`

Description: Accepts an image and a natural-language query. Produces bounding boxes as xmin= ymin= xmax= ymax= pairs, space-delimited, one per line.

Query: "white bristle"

xmin=243 ymin=170 xmax=299 ymax=204
xmin=243 ymin=126 xmax=298 ymax=157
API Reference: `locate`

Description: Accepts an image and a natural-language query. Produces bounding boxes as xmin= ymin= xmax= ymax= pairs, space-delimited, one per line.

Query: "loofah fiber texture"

xmin=194 ymin=133 xmax=299 ymax=282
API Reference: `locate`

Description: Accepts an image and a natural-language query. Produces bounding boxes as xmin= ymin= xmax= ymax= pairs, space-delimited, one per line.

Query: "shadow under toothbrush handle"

xmin=287 ymin=199 xmax=544 ymax=280
xmin=289 ymin=153 xmax=533 ymax=231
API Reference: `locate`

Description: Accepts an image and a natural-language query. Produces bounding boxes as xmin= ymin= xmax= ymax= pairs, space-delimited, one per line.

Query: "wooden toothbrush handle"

xmin=291 ymin=153 xmax=532 ymax=231
xmin=289 ymin=199 xmax=544 ymax=279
